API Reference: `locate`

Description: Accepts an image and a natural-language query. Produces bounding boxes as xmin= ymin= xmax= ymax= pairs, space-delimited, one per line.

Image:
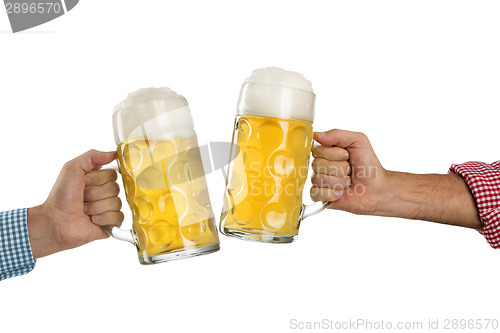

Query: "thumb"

xmin=65 ymin=150 xmax=116 ymax=176
xmin=314 ymin=129 xmax=368 ymax=149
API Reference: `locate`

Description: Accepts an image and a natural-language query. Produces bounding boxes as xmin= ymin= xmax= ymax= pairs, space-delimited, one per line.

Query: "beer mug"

xmin=220 ymin=68 xmax=330 ymax=243
xmin=106 ymin=87 xmax=220 ymax=264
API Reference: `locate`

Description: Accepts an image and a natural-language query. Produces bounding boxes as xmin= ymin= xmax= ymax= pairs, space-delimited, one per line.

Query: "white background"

xmin=1 ymin=1 xmax=499 ymax=332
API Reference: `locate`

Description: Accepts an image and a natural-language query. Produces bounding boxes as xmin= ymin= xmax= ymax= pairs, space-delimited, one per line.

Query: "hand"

xmin=310 ymin=129 xmax=481 ymax=229
xmin=310 ymin=129 xmax=387 ymax=215
xmin=27 ymin=150 xmax=124 ymax=258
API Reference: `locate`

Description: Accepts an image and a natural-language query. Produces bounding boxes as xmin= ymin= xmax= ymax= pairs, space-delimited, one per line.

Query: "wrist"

xmin=371 ymin=170 xmax=409 ymax=218
xmin=27 ymin=204 xmax=64 ymax=258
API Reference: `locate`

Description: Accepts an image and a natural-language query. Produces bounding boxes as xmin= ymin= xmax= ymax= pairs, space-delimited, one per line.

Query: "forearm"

xmin=374 ymin=171 xmax=482 ymax=230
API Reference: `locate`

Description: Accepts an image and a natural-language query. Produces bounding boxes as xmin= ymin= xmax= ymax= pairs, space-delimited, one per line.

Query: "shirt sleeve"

xmin=449 ymin=161 xmax=500 ymax=249
xmin=0 ymin=208 xmax=37 ymax=281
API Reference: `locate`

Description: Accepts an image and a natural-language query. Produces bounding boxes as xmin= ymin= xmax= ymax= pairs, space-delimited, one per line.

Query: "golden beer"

xmin=117 ymin=135 xmax=219 ymax=263
xmin=221 ymin=115 xmax=313 ymax=242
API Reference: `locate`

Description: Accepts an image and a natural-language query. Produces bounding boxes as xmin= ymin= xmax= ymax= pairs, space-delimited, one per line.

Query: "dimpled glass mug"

xmin=105 ymin=87 xmax=220 ymax=264
xmin=220 ymin=68 xmax=331 ymax=243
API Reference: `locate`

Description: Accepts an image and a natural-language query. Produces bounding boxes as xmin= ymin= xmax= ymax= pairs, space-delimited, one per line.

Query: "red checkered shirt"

xmin=450 ymin=161 xmax=500 ymax=248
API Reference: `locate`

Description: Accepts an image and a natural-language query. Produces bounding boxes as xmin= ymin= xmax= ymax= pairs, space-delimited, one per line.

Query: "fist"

xmin=310 ymin=129 xmax=387 ymax=215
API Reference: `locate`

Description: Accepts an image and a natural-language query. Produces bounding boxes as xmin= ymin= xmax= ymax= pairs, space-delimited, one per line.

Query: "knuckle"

xmin=325 ymin=161 xmax=336 ymax=172
xmin=107 ymin=211 xmax=124 ymax=225
xmin=325 ymin=148 xmax=339 ymax=160
xmin=310 ymin=173 xmax=320 ymax=185
xmin=313 ymin=173 xmax=328 ymax=186
xmin=313 ymin=146 xmax=325 ymax=158
xmin=340 ymin=161 xmax=350 ymax=174
xmin=114 ymin=182 xmax=120 ymax=195
xmin=83 ymin=149 xmax=98 ymax=161
xmin=316 ymin=159 xmax=331 ymax=175
xmin=311 ymin=148 xmax=319 ymax=158
xmin=84 ymin=187 xmax=95 ymax=200
xmin=108 ymin=181 xmax=120 ymax=195
xmin=310 ymin=186 xmax=319 ymax=201
xmin=311 ymin=158 xmax=319 ymax=170
xmin=63 ymin=158 xmax=78 ymax=171
xmin=326 ymin=189 xmax=341 ymax=201
xmin=357 ymin=132 xmax=369 ymax=142
xmin=85 ymin=202 xmax=95 ymax=215
xmin=113 ymin=197 xmax=123 ymax=210
xmin=103 ymin=168 xmax=117 ymax=179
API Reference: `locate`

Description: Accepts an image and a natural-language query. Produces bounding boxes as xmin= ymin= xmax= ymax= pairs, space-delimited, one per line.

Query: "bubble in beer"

xmin=149 ymin=220 xmax=177 ymax=248
xmin=122 ymin=143 xmax=144 ymax=172
xmin=181 ymin=215 xmax=207 ymax=242
xmin=269 ymin=151 xmax=295 ymax=178
xmin=236 ymin=117 xmax=252 ymax=140
xmin=288 ymin=126 xmax=311 ymax=153
xmin=261 ymin=203 xmax=288 ymax=230
xmin=152 ymin=139 xmax=177 ymax=165
xmin=257 ymin=120 xmax=284 ymax=149
xmin=159 ymin=190 xmax=188 ymax=217
xmin=234 ymin=201 xmax=254 ymax=226
xmin=136 ymin=164 xmax=166 ymax=189
xmin=132 ymin=196 xmax=154 ymax=224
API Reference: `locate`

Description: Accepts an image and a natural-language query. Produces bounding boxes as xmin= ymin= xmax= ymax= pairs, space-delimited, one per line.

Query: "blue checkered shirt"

xmin=0 ymin=208 xmax=36 ymax=281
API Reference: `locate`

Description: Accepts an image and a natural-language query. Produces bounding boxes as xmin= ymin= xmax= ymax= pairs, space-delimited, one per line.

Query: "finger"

xmin=89 ymin=225 xmax=110 ymax=241
xmin=84 ymin=197 xmax=122 ymax=216
xmin=312 ymin=146 xmax=349 ymax=160
xmin=84 ymin=181 xmax=120 ymax=201
xmin=64 ymin=150 xmax=117 ymax=176
xmin=85 ymin=169 xmax=118 ymax=186
xmin=314 ymin=129 xmax=369 ymax=149
xmin=312 ymin=158 xmax=351 ymax=176
xmin=310 ymin=186 xmax=343 ymax=202
xmin=91 ymin=211 xmax=124 ymax=227
xmin=311 ymin=174 xmax=351 ymax=189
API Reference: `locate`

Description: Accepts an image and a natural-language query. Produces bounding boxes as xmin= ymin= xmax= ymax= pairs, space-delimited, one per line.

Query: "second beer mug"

xmin=220 ymin=67 xmax=330 ymax=243
xmin=108 ymin=87 xmax=220 ymax=264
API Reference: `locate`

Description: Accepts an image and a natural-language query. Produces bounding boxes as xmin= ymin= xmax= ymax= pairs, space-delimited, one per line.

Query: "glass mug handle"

xmin=298 ymin=140 xmax=332 ymax=221
xmin=99 ymin=163 xmax=136 ymax=245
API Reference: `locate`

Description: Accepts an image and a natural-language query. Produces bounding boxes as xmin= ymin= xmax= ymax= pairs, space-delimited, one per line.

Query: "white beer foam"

xmin=113 ymin=87 xmax=195 ymax=144
xmin=238 ymin=67 xmax=315 ymax=122
xmin=244 ymin=67 xmax=313 ymax=93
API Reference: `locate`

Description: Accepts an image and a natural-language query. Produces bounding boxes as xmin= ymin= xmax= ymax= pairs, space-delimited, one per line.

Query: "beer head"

xmin=237 ymin=67 xmax=315 ymax=123
xmin=113 ymin=87 xmax=195 ymax=145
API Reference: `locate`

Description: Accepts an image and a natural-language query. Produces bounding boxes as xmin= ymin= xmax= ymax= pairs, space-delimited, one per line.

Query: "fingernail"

xmin=92 ymin=215 xmax=100 ymax=222
xmin=83 ymin=204 xmax=88 ymax=214
xmin=85 ymin=176 xmax=91 ymax=185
